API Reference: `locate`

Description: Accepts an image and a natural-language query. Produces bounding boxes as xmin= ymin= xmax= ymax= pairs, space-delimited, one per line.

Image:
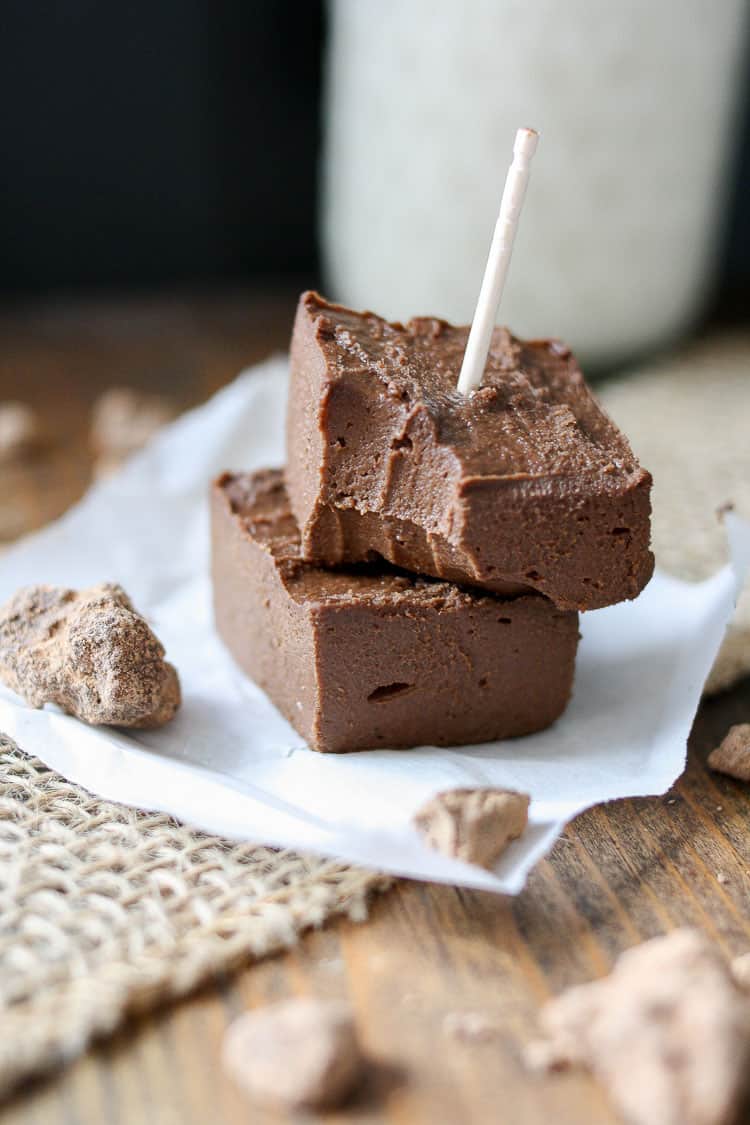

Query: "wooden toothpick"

xmin=457 ymin=128 xmax=539 ymax=395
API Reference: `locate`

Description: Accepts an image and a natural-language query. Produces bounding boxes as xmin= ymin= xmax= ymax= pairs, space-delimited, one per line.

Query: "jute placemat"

xmin=601 ymin=332 xmax=750 ymax=693
xmin=0 ymin=737 xmax=388 ymax=1098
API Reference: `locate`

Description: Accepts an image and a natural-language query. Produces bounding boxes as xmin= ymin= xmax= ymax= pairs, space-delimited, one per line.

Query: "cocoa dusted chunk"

xmin=708 ymin=724 xmax=750 ymax=782
xmin=211 ymin=470 xmax=579 ymax=754
xmin=222 ymin=999 xmax=364 ymax=1111
xmin=525 ymin=929 xmax=750 ymax=1125
xmin=90 ymin=387 xmax=177 ymax=479
xmin=286 ymin=291 xmax=653 ymax=612
xmin=0 ymin=583 xmax=180 ymax=728
xmin=413 ymin=787 xmax=530 ymax=869
xmin=0 ymin=402 xmax=43 ymax=463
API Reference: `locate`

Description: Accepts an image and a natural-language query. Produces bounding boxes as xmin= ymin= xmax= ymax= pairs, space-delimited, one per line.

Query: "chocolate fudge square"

xmin=286 ymin=292 xmax=653 ymax=612
xmin=211 ymin=469 xmax=579 ymax=754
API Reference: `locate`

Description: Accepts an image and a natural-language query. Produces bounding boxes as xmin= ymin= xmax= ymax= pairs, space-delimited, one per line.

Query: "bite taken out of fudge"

xmin=211 ymin=469 xmax=580 ymax=754
xmin=286 ymin=292 xmax=653 ymax=612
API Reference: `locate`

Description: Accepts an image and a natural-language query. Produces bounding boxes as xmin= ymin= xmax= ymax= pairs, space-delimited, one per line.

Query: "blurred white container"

xmin=322 ymin=0 xmax=747 ymax=368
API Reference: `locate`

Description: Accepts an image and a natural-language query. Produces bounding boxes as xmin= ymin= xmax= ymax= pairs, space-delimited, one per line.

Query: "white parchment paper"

xmin=0 ymin=358 xmax=748 ymax=894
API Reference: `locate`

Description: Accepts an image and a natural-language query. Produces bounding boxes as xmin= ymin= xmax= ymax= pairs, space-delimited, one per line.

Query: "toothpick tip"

xmin=514 ymin=127 xmax=539 ymax=160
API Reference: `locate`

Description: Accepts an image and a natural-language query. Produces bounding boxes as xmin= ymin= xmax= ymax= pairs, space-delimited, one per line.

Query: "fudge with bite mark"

xmin=286 ymin=292 xmax=653 ymax=612
xmin=211 ymin=469 xmax=579 ymax=753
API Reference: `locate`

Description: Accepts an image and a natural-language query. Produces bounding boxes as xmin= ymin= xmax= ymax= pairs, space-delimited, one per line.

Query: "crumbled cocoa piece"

xmin=90 ymin=387 xmax=176 ymax=477
xmin=525 ymin=929 xmax=750 ymax=1125
xmin=413 ymin=787 xmax=529 ymax=869
xmin=731 ymin=953 xmax=750 ymax=991
xmin=0 ymin=583 xmax=180 ymax=727
xmin=0 ymin=402 xmax=42 ymax=462
xmin=708 ymin=725 xmax=750 ymax=782
xmin=222 ymin=998 xmax=364 ymax=1111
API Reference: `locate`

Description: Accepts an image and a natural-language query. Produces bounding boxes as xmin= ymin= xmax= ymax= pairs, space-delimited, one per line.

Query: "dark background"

xmin=1 ymin=0 xmax=748 ymax=319
xmin=0 ymin=1 xmax=324 ymax=293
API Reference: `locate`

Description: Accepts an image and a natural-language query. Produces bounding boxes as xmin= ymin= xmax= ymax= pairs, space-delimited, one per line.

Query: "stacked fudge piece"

xmin=212 ymin=292 xmax=653 ymax=753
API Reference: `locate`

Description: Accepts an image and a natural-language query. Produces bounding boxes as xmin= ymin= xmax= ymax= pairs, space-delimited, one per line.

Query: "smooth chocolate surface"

xmin=286 ymin=292 xmax=653 ymax=611
xmin=211 ymin=469 xmax=580 ymax=753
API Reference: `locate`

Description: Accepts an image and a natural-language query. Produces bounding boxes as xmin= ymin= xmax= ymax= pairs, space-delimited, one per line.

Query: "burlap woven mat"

xmin=601 ymin=332 xmax=750 ymax=693
xmin=0 ymin=738 xmax=388 ymax=1098
xmin=1 ymin=331 xmax=748 ymax=1098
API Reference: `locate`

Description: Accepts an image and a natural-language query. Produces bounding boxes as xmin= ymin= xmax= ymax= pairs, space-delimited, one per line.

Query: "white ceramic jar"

xmin=322 ymin=0 xmax=747 ymax=368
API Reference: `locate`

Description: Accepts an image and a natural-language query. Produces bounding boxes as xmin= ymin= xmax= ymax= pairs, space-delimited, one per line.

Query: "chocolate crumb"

xmin=90 ymin=387 xmax=176 ymax=477
xmin=731 ymin=953 xmax=750 ymax=990
xmin=0 ymin=583 xmax=180 ymax=727
xmin=222 ymin=998 xmax=364 ymax=1111
xmin=708 ymin=725 xmax=750 ymax=782
xmin=524 ymin=929 xmax=750 ymax=1125
xmin=413 ymin=787 xmax=529 ymax=869
xmin=0 ymin=402 xmax=43 ymax=462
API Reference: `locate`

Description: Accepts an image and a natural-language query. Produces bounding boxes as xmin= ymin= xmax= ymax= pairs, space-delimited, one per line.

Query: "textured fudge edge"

xmin=211 ymin=473 xmax=320 ymax=749
xmin=286 ymin=298 xmax=329 ymax=556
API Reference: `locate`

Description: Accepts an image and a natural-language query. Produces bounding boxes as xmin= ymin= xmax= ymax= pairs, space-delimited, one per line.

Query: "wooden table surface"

xmin=1 ymin=288 xmax=749 ymax=1125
